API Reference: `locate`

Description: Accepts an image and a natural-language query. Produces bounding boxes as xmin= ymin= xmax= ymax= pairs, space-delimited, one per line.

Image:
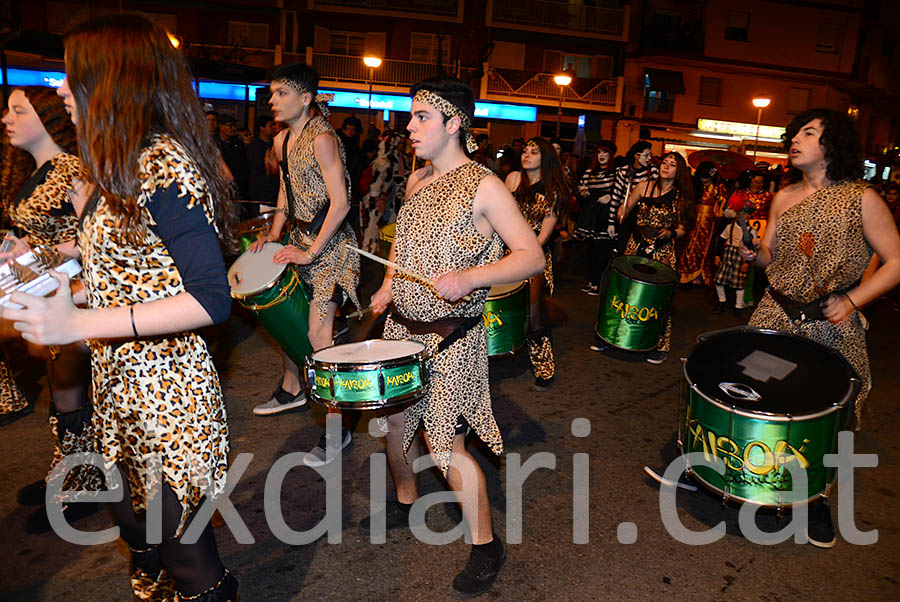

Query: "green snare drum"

xmin=679 ymin=327 xmax=860 ymax=507
xmin=378 ymin=223 xmax=396 ymax=259
xmin=595 ymin=255 xmax=678 ymax=351
xmin=228 ymin=243 xmax=312 ymax=366
xmin=484 ymin=281 xmax=528 ymax=357
xmin=306 ymin=339 xmax=429 ymax=410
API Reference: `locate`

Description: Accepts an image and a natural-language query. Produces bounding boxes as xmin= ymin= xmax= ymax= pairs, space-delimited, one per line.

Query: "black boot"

xmin=179 ymin=570 xmax=238 ymax=601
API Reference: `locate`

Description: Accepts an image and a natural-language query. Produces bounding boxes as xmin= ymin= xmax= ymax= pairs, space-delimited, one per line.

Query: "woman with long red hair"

xmin=5 ymin=13 xmax=237 ymax=600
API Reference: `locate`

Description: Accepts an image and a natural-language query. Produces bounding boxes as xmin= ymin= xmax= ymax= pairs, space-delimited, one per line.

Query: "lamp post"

xmin=751 ymin=96 xmax=771 ymax=163
xmin=363 ymin=56 xmax=382 ymax=125
xmin=554 ymin=72 xmax=572 ymax=138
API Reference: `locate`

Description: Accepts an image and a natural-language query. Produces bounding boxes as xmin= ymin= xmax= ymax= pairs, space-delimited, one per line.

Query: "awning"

xmin=645 ymin=68 xmax=685 ymax=94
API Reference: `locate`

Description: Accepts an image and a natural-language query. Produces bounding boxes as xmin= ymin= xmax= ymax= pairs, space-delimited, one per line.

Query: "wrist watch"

xmin=306 ymin=247 xmax=319 ymax=261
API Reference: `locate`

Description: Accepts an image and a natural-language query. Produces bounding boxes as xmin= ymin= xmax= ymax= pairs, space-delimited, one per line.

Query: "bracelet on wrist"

xmin=306 ymin=247 xmax=319 ymax=262
xmin=843 ymin=293 xmax=859 ymax=312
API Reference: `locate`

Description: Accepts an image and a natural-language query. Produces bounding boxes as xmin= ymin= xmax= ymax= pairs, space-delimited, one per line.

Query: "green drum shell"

xmin=233 ymin=266 xmax=312 ymax=367
xmin=679 ymin=327 xmax=860 ymax=507
xmin=378 ymin=223 xmax=396 ymax=260
xmin=681 ymin=388 xmax=849 ymax=506
xmin=484 ymin=281 xmax=528 ymax=357
xmin=306 ymin=344 xmax=428 ymax=410
xmin=595 ymin=256 xmax=677 ymax=352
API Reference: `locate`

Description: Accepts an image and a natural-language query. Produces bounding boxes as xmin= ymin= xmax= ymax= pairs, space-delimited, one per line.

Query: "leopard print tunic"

xmin=8 ymin=153 xmax=80 ymax=246
xmin=383 ymin=161 xmax=504 ymax=474
xmin=283 ymin=116 xmax=360 ymax=321
xmin=80 ymin=136 xmax=229 ymax=534
xmin=516 ymin=179 xmax=555 ymax=294
xmin=749 ymin=180 xmax=873 ymax=423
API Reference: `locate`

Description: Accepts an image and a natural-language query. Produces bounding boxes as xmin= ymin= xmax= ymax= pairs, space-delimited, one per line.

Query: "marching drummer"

xmin=249 ymin=63 xmax=361 ymax=467
xmin=365 ymin=76 xmax=544 ymax=599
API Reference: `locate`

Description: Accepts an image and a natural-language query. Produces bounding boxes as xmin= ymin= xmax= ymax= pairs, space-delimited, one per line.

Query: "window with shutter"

xmin=698 ymin=77 xmax=722 ymax=106
xmin=410 ymin=33 xmax=450 ymax=63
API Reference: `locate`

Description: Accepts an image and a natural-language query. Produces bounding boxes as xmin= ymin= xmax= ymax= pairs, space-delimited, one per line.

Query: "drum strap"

xmin=389 ymin=306 xmax=482 ymax=353
xmin=767 ymin=286 xmax=849 ymax=323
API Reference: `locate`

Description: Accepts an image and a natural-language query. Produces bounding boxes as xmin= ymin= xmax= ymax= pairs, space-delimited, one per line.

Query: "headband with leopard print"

xmin=413 ymin=89 xmax=477 ymax=153
xmin=272 ymin=78 xmax=334 ymax=118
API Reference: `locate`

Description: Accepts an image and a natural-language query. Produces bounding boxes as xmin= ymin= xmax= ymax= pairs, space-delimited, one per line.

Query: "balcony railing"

xmin=310 ymin=0 xmax=460 ymax=19
xmin=490 ymin=0 xmax=627 ymax=39
xmin=312 ymin=52 xmax=455 ymax=88
xmin=485 ymin=69 xmax=619 ymax=110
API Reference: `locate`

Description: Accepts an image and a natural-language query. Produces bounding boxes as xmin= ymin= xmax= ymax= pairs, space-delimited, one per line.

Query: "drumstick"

xmin=343 ymin=242 xmax=472 ymax=302
xmin=346 ymin=307 xmax=372 ymax=320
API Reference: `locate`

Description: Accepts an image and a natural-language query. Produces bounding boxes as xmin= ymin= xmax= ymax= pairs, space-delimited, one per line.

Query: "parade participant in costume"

xmin=0 ymin=118 xmax=34 ymax=427
xmin=739 ymin=108 xmax=900 ymax=548
xmin=574 ymin=140 xmax=617 ymax=296
xmin=5 ymin=14 xmax=238 ymax=599
xmin=364 ymin=76 xmax=544 ymax=599
xmin=505 ymin=137 xmax=568 ymax=391
xmin=724 ymin=170 xmax=772 ymax=309
xmin=713 ymin=213 xmax=752 ymax=313
xmin=250 ymin=62 xmax=361 ymax=467
xmin=613 ymin=152 xmax=694 ymax=364
xmin=359 ymin=129 xmax=410 ymax=255
xmin=678 ymin=161 xmax=727 ymax=286
xmin=611 ymin=141 xmax=658 ymax=254
xmin=1 ymin=86 xmax=103 ymax=533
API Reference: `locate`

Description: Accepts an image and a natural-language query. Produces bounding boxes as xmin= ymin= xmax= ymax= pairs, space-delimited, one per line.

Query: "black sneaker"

xmin=451 ymin=539 xmax=507 ymax=599
xmin=646 ymin=350 xmax=669 ymax=364
xmin=25 ymin=502 xmax=101 ymax=534
xmin=358 ymin=500 xmax=417 ymax=535
xmin=252 ymin=386 xmax=308 ymax=416
xmin=712 ymin=301 xmax=727 ymax=314
xmin=17 ymin=479 xmax=47 ymax=507
xmin=533 ymin=377 xmax=553 ymax=392
xmin=581 ymin=282 xmax=595 ymax=293
xmin=589 ymin=339 xmax=609 ymax=352
xmin=806 ymin=503 xmax=836 ymax=549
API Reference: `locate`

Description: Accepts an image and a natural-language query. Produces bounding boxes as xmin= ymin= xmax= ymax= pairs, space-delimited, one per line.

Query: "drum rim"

xmin=310 ymin=389 xmax=424 ymax=411
xmin=611 ymin=255 xmax=678 ymax=285
xmin=228 ymin=243 xmax=289 ymax=299
xmin=308 ymin=338 xmax=430 ymax=369
xmin=684 ymin=326 xmax=860 ymax=418
xmin=486 ymin=280 xmax=528 ymax=300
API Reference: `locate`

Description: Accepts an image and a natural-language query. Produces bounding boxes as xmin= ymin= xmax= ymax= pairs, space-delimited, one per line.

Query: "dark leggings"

xmin=47 ymin=344 xmax=90 ymax=414
xmin=588 ymin=239 xmax=616 ymax=286
xmin=109 ymin=467 xmax=225 ymax=597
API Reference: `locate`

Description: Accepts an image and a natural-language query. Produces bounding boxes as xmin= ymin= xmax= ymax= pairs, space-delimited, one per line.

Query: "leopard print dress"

xmin=283 ymin=116 xmax=360 ymax=322
xmin=1 ymin=154 xmax=81 ymax=414
xmin=383 ymin=162 xmax=504 ymax=474
xmin=80 ymin=136 xmax=229 ymax=534
xmin=749 ymin=180 xmax=873 ymax=423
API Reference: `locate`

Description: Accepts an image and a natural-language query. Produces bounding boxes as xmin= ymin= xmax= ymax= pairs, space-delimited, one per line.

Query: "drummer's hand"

xmin=738 ymin=239 xmax=759 ymax=262
xmin=822 ymin=293 xmax=854 ymax=324
xmin=370 ymin=281 xmax=393 ymax=315
xmin=248 ymin=235 xmax=268 ymax=253
xmin=658 ymin=227 xmax=672 ymax=240
xmin=616 ymin=206 xmax=626 ymax=223
xmin=0 ymin=234 xmax=31 ymax=265
xmin=273 ymin=245 xmax=311 ymax=265
xmin=434 ymin=271 xmax=474 ymax=303
xmin=2 ymin=270 xmax=80 ymax=346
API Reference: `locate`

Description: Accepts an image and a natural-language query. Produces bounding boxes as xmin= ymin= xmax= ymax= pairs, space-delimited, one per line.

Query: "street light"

xmin=363 ymin=56 xmax=382 ymax=125
xmin=751 ymin=96 xmax=771 ymax=163
xmin=554 ymin=72 xmax=572 ymax=138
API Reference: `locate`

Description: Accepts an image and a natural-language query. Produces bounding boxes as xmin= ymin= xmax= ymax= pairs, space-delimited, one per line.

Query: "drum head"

xmin=686 ymin=327 xmax=858 ymax=415
xmin=488 ymin=281 xmax=527 ymax=298
xmin=612 ymin=255 xmax=678 ymax=285
xmin=228 ymin=243 xmax=288 ymax=297
xmin=313 ymin=339 xmax=426 ymax=364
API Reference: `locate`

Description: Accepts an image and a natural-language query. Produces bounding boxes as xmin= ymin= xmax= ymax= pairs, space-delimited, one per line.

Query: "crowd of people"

xmin=0 ymin=11 xmax=900 ymax=602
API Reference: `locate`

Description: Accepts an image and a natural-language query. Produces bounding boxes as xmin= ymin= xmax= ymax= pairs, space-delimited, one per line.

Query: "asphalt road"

xmin=1 ymin=244 xmax=898 ymax=601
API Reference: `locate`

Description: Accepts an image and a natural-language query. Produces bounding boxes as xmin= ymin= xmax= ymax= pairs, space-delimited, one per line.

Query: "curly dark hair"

xmin=782 ymin=108 xmax=863 ymax=183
